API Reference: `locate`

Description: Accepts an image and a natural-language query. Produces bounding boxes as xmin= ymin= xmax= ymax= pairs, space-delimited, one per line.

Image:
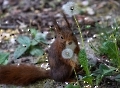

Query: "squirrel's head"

xmin=53 ymin=13 xmax=78 ymax=51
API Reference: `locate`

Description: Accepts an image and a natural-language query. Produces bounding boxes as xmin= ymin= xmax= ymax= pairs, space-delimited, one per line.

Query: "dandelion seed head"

xmin=70 ymin=6 xmax=74 ymax=11
xmin=62 ymin=1 xmax=80 ymax=17
xmin=62 ymin=48 xmax=73 ymax=59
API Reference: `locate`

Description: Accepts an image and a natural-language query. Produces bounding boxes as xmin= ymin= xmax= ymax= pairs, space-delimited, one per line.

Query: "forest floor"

xmin=0 ymin=0 xmax=120 ymax=88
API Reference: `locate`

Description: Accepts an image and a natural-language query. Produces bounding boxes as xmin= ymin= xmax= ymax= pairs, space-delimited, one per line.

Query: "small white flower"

xmin=62 ymin=48 xmax=73 ymax=59
xmin=62 ymin=1 xmax=80 ymax=17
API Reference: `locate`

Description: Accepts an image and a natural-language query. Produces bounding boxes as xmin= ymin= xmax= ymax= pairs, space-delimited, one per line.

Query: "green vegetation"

xmin=89 ymin=22 xmax=120 ymax=86
xmin=14 ymin=28 xmax=48 ymax=59
xmin=65 ymin=83 xmax=80 ymax=88
xmin=0 ymin=52 xmax=9 ymax=65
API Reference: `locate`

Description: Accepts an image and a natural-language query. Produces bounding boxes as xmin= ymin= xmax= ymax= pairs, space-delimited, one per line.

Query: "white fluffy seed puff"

xmin=62 ymin=1 xmax=80 ymax=17
xmin=62 ymin=48 xmax=74 ymax=59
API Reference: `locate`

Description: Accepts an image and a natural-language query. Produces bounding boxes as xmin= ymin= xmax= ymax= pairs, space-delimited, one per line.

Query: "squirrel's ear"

xmin=62 ymin=12 xmax=71 ymax=30
xmin=53 ymin=17 xmax=61 ymax=33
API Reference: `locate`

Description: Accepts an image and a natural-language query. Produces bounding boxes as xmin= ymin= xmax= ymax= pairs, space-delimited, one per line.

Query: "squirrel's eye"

xmin=61 ymin=36 xmax=64 ymax=39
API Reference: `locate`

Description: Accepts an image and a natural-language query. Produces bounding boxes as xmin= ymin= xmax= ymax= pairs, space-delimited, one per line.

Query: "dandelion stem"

xmin=73 ymin=68 xmax=81 ymax=87
xmin=73 ymin=15 xmax=84 ymax=48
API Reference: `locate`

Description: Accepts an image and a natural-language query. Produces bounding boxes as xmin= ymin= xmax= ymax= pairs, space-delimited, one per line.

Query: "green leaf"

xmin=93 ymin=64 xmax=116 ymax=76
xmin=82 ymin=75 xmax=94 ymax=85
xmin=14 ymin=45 xmax=30 ymax=59
xmin=14 ymin=35 xmax=31 ymax=59
xmin=115 ymin=74 xmax=120 ymax=79
xmin=30 ymin=28 xmax=37 ymax=37
xmin=17 ymin=36 xmax=31 ymax=45
xmin=78 ymin=49 xmax=93 ymax=84
xmin=95 ymin=75 xmax=102 ymax=86
xmin=32 ymin=32 xmax=48 ymax=45
xmin=65 ymin=84 xmax=74 ymax=88
xmin=31 ymin=33 xmax=44 ymax=45
xmin=31 ymin=39 xmax=39 ymax=45
xmin=78 ymin=49 xmax=90 ymax=75
xmin=99 ymin=64 xmax=116 ymax=76
xmin=30 ymin=47 xmax=44 ymax=56
xmin=115 ymin=74 xmax=120 ymax=82
xmin=31 ymin=32 xmax=48 ymax=45
xmin=35 ymin=33 xmax=45 ymax=40
xmin=65 ymin=84 xmax=80 ymax=88
xmin=93 ymin=64 xmax=116 ymax=85
xmin=99 ymin=41 xmax=118 ymax=63
xmin=0 ymin=52 xmax=9 ymax=65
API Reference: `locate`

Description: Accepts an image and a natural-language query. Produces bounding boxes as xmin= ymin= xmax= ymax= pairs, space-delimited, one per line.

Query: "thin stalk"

xmin=114 ymin=38 xmax=120 ymax=69
xmin=73 ymin=15 xmax=84 ymax=48
xmin=73 ymin=68 xmax=81 ymax=87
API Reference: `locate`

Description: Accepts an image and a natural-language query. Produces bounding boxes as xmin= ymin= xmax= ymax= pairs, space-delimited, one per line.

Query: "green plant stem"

xmin=114 ymin=39 xmax=120 ymax=69
xmin=73 ymin=68 xmax=81 ymax=87
xmin=73 ymin=15 xmax=84 ymax=48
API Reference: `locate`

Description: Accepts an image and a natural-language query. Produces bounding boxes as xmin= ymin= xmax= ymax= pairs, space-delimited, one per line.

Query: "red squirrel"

xmin=0 ymin=13 xmax=80 ymax=86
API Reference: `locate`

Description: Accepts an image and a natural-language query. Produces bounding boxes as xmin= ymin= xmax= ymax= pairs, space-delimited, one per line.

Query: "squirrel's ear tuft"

xmin=62 ymin=12 xmax=71 ymax=30
xmin=53 ymin=17 xmax=61 ymax=33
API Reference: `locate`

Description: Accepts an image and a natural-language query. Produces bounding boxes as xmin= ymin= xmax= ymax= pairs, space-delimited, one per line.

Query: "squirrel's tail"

xmin=0 ymin=64 xmax=50 ymax=86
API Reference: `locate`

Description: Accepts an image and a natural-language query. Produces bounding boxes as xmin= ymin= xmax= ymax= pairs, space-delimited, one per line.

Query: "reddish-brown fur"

xmin=48 ymin=29 xmax=80 ymax=82
xmin=0 ymin=64 xmax=50 ymax=86
xmin=0 ymin=13 xmax=80 ymax=86
xmin=48 ymin=13 xmax=80 ymax=82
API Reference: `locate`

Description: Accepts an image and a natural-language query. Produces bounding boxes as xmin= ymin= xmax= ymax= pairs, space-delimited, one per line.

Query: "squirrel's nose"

xmin=68 ymin=41 xmax=72 ymax=45
xmin=66 ymin=41 xmax=72 ymax=45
